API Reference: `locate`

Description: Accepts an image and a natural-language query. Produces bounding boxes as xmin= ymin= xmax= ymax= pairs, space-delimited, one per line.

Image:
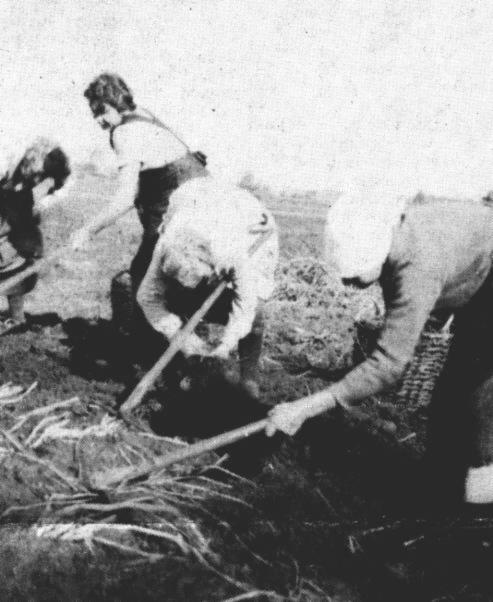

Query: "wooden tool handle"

xmin=107 ymin=418 xmax=268 ymax=487
xmin=110 ymin=400 xmax=396 ymax=488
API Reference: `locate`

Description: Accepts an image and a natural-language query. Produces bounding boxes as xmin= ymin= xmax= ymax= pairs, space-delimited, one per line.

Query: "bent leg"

xmin=110 ymin=270 xmax=134 ymax=335
xmin=110 ymin=234 xmax=165 ymax=369
xmin=7 ymin=293 xmax=25 ymax=323
xmin=425 ymin=312 xmax=479 ymax=508
xmin=129 ymin=234 xmax=159 ymax=295
xmin=238 ymin=305 xmax=264 ymax=399
xmin=129 ymin=235 xmax=167 ymax=365
xmin=465 ymin=373 xmax=493 ymax=503
xmin=3 ymin=269 xmax=37 ymax=324
xmin=7 ymin=268 xmax=38 ymax=323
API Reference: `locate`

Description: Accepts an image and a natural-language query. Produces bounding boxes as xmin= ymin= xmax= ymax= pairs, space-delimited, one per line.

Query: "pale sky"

xmin=1 ymin=0 xmax=493 ymax=194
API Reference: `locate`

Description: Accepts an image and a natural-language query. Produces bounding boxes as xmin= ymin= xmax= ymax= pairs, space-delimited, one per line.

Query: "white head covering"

xmin=325 ymin=182 xmax=408 ymax=279
xmin=164 ymin=178 xmax=261 ymax=272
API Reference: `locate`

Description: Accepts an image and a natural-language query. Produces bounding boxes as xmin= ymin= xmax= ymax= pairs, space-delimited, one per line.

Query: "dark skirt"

xmin=0 ymin=188 xmax=43 ymax=261
xmin=0 ymin=187 xmax=42 ymax=298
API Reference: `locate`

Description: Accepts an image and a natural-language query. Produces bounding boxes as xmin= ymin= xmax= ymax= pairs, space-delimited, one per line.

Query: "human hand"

xmin=265 ymin=400 xmax=311 ymax=437
xmin=154 ymin=314 xmax=182 ymax=340
xmin=181 ymin=333 xmax=210 ymax=357
xmin=240 ymin=378 xmax=260 ymax=400
xmin=265 ymin=390 xmax=337 ymax=437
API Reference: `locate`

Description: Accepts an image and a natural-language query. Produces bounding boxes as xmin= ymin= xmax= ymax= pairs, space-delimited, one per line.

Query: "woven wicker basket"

xmin=354 ymin=313 xmax=454 ymax=407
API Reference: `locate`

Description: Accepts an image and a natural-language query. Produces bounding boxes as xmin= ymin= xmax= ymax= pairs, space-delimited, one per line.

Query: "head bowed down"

xmin=325 ymin=183 xmax=407 ymax=282
xmin=160 ymin=227 xmax=216 ymax=290
xmin=9 ymin=138 xmax=71 ymax=192
xmin=137 ymin=178 xmax=279 ymax=359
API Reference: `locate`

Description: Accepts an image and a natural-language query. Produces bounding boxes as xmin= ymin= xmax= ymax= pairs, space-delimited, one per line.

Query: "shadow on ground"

xmin=0 ymin=318 xmax=493 ymax=599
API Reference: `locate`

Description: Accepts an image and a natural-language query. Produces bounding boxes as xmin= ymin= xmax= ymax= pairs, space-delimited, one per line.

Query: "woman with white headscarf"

xmin=136 ymin=177 xmax=279 ymax=398
xmin=266 ymin=184 xmax=493 ymax=507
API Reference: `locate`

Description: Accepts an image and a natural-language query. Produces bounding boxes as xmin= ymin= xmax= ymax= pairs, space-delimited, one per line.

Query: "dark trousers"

xmin=129 ymin=233 xmax=159 ymax=293
xmin=111 ymin=233 xmax=165 ymax=366
xmin=425 ymin=274 xmax=493 ymax=504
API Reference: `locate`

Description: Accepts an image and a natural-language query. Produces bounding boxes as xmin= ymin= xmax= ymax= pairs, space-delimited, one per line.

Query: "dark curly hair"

xmin=43 ymin=147 xmax=71 ymax=190
xmin=10 ymin=138 xmax=71 ymax=191
xmin=84 ymin=72 xmax=137 ymax=115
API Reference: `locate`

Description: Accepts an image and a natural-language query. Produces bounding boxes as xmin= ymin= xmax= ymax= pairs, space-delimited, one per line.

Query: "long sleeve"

xmin=218 ymin=259 xmax=258 ymax=353
xmin=136 ymin=240 xmax=182 ymax=338
xmin=212 ymin=214 xmax=273 ymax=353
xmin=0 ymin=188 xmax=43 ymax=260
xmin=330 ymin=262 xmax=444 ymax=406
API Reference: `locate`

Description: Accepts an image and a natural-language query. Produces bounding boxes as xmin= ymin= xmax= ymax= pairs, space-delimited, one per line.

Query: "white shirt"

xmin=112 ymin=111 xmax=188 ymax=170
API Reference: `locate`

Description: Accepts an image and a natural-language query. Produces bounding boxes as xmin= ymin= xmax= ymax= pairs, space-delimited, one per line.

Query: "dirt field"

xmin=0 ymin=166 xmax=492 ymax=601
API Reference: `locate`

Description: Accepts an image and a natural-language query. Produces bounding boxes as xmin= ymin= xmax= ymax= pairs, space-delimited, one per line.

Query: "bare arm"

xmin=137 ymin=239 xmax=209 ymax=356
xmin=88 ymin=162 xmax=140 ymax=234
xmin=71 ymin=162 xmax=140 ymax=249
xmin=32 ymin=178 xmax=56 ymax=211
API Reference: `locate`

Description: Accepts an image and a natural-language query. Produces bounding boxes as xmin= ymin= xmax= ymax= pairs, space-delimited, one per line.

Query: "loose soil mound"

xmin=265 ymin=257 xmax=363 ymax=372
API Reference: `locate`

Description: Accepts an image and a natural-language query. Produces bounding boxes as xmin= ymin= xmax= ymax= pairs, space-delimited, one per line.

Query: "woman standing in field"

xmin=71 ymin=72 xmax=208 ymax=326
xmin=266 ymin=187 xmax=493 ymax=507
xmin=0 ymin=138 xmax=70 ymax=330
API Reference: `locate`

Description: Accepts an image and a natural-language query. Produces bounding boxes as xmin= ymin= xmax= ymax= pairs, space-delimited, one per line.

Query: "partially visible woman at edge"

xmin=0 ymin=138 xmax=70 ymax=331
xmin=266 ymin=185 xmax=493 ymax=509
xmin=71 ymin=72 xmax=208 ymax=342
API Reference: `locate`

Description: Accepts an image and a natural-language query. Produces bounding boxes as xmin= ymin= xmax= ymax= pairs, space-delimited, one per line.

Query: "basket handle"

xmin=442 ymin=314 xmax=454 ymax=333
